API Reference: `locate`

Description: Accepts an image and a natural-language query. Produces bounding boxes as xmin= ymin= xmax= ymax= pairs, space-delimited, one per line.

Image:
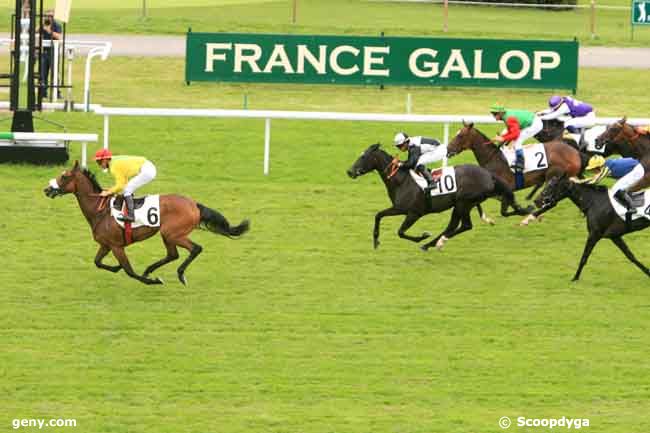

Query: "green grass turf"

xmin=2 ymin=58 xmax=650 ymax=432
xmin=0 ymin=0 xmax=648 ymax=46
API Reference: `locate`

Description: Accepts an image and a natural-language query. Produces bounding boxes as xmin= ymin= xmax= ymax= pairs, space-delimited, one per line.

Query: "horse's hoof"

xmin=483 ymin=217 xmax=496 ymax=226
xmin=420 ymin=245 xmax=429 ymax=252
xmin=373 ymin=240 xmax=380 ymax=250
xmin=422 ymin=231 xmax=432 ymax=238
xmin=178 ymin=274 xmax=187 ymax=286
xmin=155 ymin=277 xmax=164 ymax=285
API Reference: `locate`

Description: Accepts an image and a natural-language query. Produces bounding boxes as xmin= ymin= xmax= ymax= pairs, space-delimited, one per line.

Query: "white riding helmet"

xmin=394 ymin=132 xmax=409 ymax=147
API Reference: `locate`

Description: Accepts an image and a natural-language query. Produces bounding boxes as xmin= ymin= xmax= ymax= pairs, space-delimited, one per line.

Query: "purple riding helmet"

xmin=548 ymin=95 xmax=563 ymax=108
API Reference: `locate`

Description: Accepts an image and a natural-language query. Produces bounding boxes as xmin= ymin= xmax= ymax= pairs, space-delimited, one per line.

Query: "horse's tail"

xmin=196 ymin=203 xmax=250 ymax=238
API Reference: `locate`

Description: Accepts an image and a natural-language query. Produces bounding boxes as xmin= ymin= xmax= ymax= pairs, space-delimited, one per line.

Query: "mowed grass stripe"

xmin=1 ymin=57 xmax=650 ymax=432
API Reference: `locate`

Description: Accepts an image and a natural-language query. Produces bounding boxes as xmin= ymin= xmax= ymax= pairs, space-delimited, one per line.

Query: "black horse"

xmin=538 ymin=176 xmax=650 ymax=281
xmin=346 ymin=143 xmax=529 ymax=251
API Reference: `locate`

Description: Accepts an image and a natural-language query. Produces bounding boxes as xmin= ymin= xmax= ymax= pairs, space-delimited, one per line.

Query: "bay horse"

xmin=538 ymin=175 xmax=650 ymax=281
xmin=446 ymin=121 xmax=587 ymax=224
xmin=595 ymin=118 xmax=650 ymax=193
xmin=346 ymin=143 xmax=529 ymax=251
xmin=595 ymin=117 xmax=650 ymax=160
xmin=43 ymin=161 xmax=250 ymax=285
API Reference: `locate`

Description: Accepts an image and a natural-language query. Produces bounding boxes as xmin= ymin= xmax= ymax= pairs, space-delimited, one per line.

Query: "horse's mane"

xmin=471 ymin=126 xmax=509 ymax=166
xmin=81 ymin=168 xmax=102 ymax=193
xmin=569 ymin=181 xmax=608 ymax=215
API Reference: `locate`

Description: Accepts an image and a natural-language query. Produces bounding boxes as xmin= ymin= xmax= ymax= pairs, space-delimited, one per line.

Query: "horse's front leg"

xmin=525 ymin=182 xmax=544 ymax=201
xmin=94 ymin=244 xmax=121 ymax=273
xmin=397 ymin=212 xmax=430 ymax=243
xmin=111 ymin=246 xmax=163 ymax=285
xmin=373 ymin=207 xmax=404 ymax=249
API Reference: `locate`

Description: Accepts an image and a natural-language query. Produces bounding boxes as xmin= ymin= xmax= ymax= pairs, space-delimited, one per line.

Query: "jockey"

xmin=490 ymin=104 xmax=543 ymax=172
xmin=576 ymin=155 xmax=640 ymax=185
xmin=394 ymin=131 xmax=445 ymax=191
xmin=538 ymin=95 xmax=596 ymax=133
xmin=94 ymin=148 xmax=157 ymax=222
xmin=579 ymin=155 xmax=643 ymax=215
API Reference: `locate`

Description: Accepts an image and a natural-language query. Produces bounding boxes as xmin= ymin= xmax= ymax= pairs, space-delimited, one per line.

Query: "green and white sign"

xmin=186 ymin=32 xmax=578 ymax=91
xmin=632 ymin=0 xmax=650 ymax=24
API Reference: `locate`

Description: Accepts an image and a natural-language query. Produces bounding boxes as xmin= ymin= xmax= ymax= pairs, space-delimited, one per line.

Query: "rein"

xmin=384 ymin=156 xmax=400 ymax=179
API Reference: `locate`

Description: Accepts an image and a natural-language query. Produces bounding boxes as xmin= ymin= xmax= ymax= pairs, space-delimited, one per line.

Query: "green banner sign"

xmin=186 ymin=32 xmax=578 ymax=91
xmin=632 ymin=0 xmax=650 ymax=24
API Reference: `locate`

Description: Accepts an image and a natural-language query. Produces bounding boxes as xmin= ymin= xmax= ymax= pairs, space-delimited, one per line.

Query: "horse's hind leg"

xmin=175 ymin=237 xmax=203 ymax=286
xmin=611 ymin=237 xmax=650 ymax=278
xmin=143 ymin=236 xmax=180 ymax=278
xmin=476 ymin=203 xmax=495 ymax=225
xmin=421 ymin=208 xmax=461 ymax=251
xmin=435 ymin=207 xmax=474 ymax=250
xmin=111 ymin=246 xmax=163 ymax=285
xmin=397 ymin=212 xmax=429 ymax=243
xmin=95 ymin=244 xmax=121 ymax=273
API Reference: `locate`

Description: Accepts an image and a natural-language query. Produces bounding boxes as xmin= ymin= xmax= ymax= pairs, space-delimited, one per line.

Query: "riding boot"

xmin=614 ymin=189 xmax=636 ymax=215
xmin=514 ymin=149 xmax=525 ymax=173
xmin=118 ymin=195 xmax=135 ymax=222
xmin=417 ymin=165 xmax=436 ymax=192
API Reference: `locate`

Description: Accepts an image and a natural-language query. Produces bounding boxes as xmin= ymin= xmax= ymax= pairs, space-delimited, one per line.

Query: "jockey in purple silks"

xmin=538 ymin=95 xmax=597 ymax=134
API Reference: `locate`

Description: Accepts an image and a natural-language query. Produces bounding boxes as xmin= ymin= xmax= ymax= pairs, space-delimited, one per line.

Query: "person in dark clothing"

xmin=40 ymin=9 xmax=62 ymax=98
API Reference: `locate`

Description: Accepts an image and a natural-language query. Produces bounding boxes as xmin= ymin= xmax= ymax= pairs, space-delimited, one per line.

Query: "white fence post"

xmin=443 ymin=122 xmax=450 ymax=167
xmin=81 ymin=142 xmax=87 ymax=167
xmin=103 ymin=115 xmax=109 ymax=149
xmin=264 ymin=118 xmax=271 ymax=175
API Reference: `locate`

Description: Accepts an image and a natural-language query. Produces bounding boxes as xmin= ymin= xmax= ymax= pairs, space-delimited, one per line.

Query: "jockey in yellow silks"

xmin=94 ymin=148 xmax=157 ymax=222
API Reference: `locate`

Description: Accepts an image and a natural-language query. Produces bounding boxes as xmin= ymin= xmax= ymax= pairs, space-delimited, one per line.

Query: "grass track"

xmin=0 ymin=0 xmax=648 ymax=46
xmin=1 ymin=41 xmax=650 ymax=433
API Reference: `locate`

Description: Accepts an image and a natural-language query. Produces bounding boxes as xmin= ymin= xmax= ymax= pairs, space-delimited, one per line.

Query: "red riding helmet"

xmin=94 ymin=148 xmax=113 ymax=161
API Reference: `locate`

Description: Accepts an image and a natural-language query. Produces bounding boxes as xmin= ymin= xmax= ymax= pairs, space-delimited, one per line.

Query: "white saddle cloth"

xmin=500 ymin=142 xmax=549 ymax=173
xmin=410 ymin=166 xmax=458 ymax=196
xmin=110 ymin=195 xmax=161 ymax=228
xmin=608 ymin=189 xmax=650 ymax=222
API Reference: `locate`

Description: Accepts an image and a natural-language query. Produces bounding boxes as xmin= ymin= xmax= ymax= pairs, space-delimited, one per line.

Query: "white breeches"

xmin=612 ymin=163 xmax=644 ymax=192
xmin=513 ymin=116 xmax=543 ymax=151
xmin=416 ymin=144 xmax=447 ymax=166
xmin=123 ymin=160 xmax=157 ymax=196
xmin=565 ymin=112 xmax=597 ymax=130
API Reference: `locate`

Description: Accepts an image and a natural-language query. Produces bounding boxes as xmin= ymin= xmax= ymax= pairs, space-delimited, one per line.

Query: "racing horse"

xmin=537 ymin=175 xmax=650 ymax=281
xmin=595 ymin=117 xmax=650 ymax=160
xmin=446 ymin=121 xmax=587 ymax=224
xmin=346 ymin=143 xmax=529 ymax=251
xmin=595 ymin=118 xmax=650 ymax=194
xmin=43 ymin=161 xmax=250 ymax=285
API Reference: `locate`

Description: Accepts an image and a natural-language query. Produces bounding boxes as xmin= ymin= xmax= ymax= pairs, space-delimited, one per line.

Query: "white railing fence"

xmin=93 ymin=107 xmax=650 ymax=175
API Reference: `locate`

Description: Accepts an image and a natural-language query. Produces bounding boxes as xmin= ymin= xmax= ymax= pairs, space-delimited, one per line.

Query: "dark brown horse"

xmin=538 ymin=176 xmax=650 ymax=281
xmin=44 ymin=161 xmax=250 ymax=285
xmin=446 ymin=122 xmax=587 ymax=224
xmin=346 ymin=144 xmax=529 ymax=251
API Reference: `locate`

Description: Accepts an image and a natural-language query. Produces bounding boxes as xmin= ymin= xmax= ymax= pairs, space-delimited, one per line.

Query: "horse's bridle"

xmin=610 ymin=122 xmax=640 ymax=145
